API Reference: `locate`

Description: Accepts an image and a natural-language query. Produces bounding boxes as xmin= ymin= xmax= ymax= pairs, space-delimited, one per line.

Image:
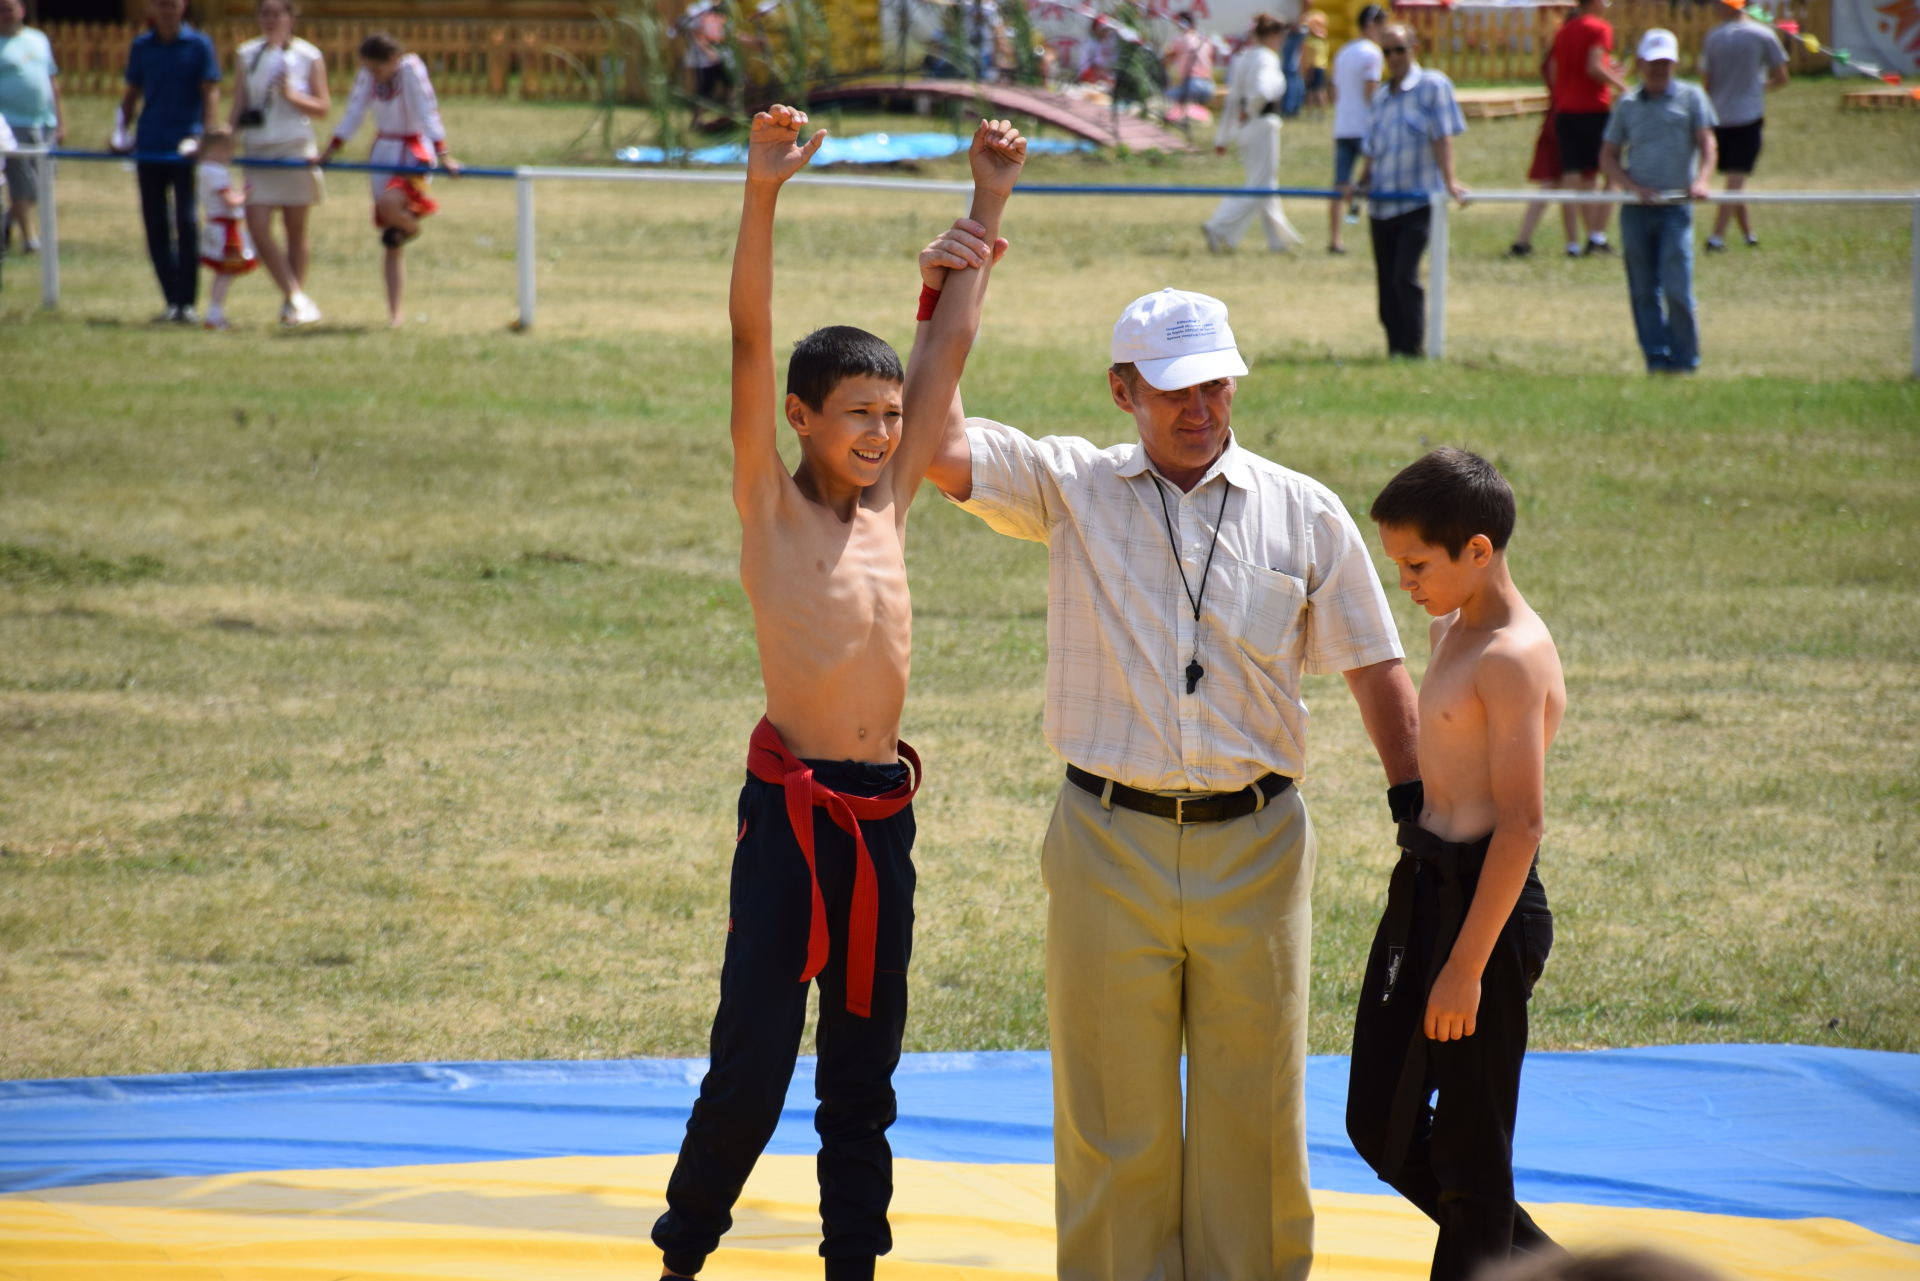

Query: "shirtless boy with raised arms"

xmin=1346 ymin=448 xmax=1568 ymax=1281
xmin=650 ymin=104 xmax=1025 ymax=1281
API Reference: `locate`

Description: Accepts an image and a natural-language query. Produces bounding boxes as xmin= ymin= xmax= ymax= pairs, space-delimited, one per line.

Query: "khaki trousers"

xmin=1203 ymin=116 xmax=1306 ymax=252
xmin=1045 ymin=777 xmax=1316 ymax=1281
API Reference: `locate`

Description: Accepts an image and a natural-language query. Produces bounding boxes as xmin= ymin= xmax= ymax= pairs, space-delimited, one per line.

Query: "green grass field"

xmin=1 ymin=87 xmax=1915 ymax=1079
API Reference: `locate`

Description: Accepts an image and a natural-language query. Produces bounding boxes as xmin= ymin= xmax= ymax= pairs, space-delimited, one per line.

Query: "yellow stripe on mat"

xmin=3 ymin=1155 xmax=1916 ymax=1281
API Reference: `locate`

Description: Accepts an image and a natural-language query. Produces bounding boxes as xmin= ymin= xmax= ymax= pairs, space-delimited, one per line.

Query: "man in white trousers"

xmin=1204 ymin=13 xmax=1304 ymax=254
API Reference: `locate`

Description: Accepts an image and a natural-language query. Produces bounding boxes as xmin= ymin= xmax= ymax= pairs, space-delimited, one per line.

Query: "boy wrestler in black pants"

xmin=650 ymin=106 xmax=1025 ymax=1281
xmin=654 ymin=723 xmax=920 ymax=1278
xmin=1348 ymin=449 xmax=1567 ymax=1281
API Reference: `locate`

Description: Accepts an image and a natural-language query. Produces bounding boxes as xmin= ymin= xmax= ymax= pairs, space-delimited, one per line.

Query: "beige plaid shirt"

xmin=956 ymin=420 xmax=1403 ymax=793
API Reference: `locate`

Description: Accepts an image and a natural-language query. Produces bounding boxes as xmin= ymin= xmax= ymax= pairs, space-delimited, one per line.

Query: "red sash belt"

xmin=747 ymin=716 xmax=920 ymax=1019
xmin=376 ymin=132 xmax=437 ymax=166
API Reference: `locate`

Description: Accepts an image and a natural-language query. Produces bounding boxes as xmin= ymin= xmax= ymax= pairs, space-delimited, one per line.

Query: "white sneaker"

xmin=286 ymin=294 xmax=322 ymax=326
xmin=279 ymin=300 xmax=296 ymax=324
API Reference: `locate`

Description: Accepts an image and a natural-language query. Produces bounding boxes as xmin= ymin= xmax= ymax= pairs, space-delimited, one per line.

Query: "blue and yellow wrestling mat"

xmin=3 ymin=1045 xmax=1915 ymax=1280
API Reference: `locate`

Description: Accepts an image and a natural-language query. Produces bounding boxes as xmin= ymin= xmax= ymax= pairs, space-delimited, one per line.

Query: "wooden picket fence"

xmin=48 ymin=0 xmax=1835 ymax=102
xmin=48 ymin=18 xmax=638 ymax=102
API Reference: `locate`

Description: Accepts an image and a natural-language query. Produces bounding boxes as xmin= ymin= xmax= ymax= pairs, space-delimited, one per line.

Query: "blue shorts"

xmin=1334 ymin=136 xmax=1364 ymax=187
xmin=1169 ymin=75 xmax=1216 ymax=104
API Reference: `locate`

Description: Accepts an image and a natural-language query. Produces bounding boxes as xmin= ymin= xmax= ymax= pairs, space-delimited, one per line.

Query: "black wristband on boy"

xmin=1386 ymin=779 xmax=1424 ymax=824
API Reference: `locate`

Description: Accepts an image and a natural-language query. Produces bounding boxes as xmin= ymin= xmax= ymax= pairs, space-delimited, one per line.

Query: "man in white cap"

xmin=913 ymin=280 xmax=1419 ymax=1280
xmin=1600 ymin=28 xmax=1717 ymax=372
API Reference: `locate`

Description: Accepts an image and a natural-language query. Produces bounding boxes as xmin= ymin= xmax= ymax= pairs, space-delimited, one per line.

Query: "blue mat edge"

xmin=4 ymin=1045 xmax=1917 ymax=1245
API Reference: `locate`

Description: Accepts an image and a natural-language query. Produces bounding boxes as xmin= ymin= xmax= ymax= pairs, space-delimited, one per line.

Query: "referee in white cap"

xmin=923 ymin=286 xmax=1419 ymax=1281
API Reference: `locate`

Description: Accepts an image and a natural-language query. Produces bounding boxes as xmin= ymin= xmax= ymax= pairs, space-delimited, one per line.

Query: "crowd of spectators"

xmin=1194 ymin=0 xmax=1782 ymax=372
xmin=3 ymin=0 xmax=1792 ymax=364
xmin=73 ymin=0 xmax=455 ymax=328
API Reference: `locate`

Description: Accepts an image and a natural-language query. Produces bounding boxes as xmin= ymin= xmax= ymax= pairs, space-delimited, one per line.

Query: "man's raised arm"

xmin=898 ymin=118 xmax=1026 ymax=506
xmin=730 ymin=105 xmax=824 ymax=516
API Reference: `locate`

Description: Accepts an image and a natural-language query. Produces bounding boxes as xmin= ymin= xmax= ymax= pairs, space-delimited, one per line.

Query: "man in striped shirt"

xmin=1353 ymin=26 xmax=1468 ymax=358
xmin=918 ymin=284 xmax=1421 ymax=1280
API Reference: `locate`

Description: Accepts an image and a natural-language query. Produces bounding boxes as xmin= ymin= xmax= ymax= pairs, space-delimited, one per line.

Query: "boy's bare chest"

xmin=742 ymin=509 xmax=910 ymax=639
xmin=1420 ymin=637 xmax=1487 ymax=734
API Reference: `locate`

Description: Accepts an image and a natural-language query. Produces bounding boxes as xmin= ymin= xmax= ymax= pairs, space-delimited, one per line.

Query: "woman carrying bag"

xmin=231 ymin=0 xmax=326 ymax=325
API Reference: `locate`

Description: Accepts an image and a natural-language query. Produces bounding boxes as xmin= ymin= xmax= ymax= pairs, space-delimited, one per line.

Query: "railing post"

xmin=516 ymin=169 xmax=536 ymax=331
xmin=38 ymin=148 xmax=58 ymax=310
xmin=1428 ymin=194 xmax=1449 ymax=359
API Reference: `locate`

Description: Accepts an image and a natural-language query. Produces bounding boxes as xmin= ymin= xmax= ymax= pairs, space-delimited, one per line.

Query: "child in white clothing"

xmin=196 ymin=130 xmax=259 ymax=330
xmin=319 ymin=31 xmax=461 ymax=327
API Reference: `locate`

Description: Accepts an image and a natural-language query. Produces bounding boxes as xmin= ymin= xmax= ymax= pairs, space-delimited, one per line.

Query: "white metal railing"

xmin=9 ymin=148 xmax=1918 ymax=377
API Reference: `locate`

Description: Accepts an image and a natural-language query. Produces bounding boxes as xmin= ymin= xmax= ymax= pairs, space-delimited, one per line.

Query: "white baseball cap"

xmin=1637 ymin=28 xmax=1679 ymax=62
xmin=1110 ymin=288 xmax=1249 ymax=390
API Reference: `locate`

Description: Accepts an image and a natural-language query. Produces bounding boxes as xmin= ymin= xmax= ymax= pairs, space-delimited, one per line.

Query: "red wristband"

xmin=916 ymin=283 xmax=941 ymax=322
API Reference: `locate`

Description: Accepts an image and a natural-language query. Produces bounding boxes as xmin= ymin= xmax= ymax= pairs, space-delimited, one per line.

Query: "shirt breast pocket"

xmin=1215 ymin=553 xmax=1307 ymax=668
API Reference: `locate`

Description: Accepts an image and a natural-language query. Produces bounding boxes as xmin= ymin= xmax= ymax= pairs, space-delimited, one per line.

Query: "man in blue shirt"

xmin=1600 ymin=28 xmax=1716 ymax=373
xmin=1353 ymin=26 xmax=1467 ymax=358
xmin=116 ymin=0 xmax=220 ymax=323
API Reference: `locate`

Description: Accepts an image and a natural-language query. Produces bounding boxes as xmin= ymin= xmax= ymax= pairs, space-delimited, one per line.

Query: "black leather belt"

xmin=1066 ymin=764 xmax=1294 ymax=825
